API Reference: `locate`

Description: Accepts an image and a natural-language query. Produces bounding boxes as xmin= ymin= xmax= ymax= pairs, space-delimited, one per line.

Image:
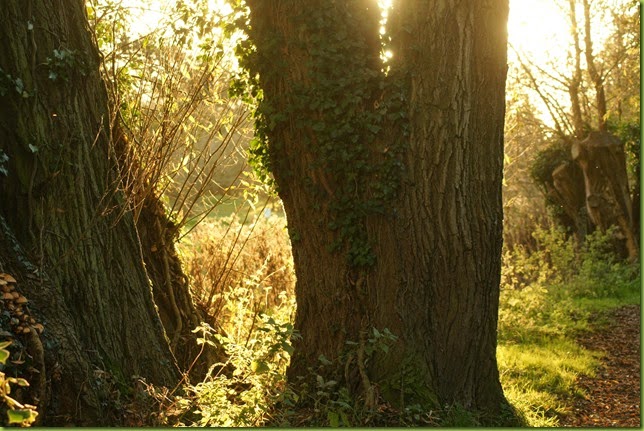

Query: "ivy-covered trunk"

xmin=244 ymin=0 xmax=510 ymax=420
xmin=0 ymin=0 xmax=185 ymax=424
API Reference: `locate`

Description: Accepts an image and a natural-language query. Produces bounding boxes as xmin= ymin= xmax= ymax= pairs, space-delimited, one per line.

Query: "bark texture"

xmin=135 ymin=194 xmax=223 ymax=377
xmin=392 ymin=0 xmax=509 ymax=412
xmin=550 ymin=161 xmax=593 ymax=241
xmin=572 ymin=131 xmax=638 ymax=260
xmin=245 ymin=0 xmax=510 ymax=419
xmin=0 ymin=0 xmax=180 ymax=424
xmin=246 ymin=0 xmax=384 ymax=380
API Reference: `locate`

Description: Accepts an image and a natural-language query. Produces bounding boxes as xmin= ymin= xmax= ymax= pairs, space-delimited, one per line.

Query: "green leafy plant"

xmin=46 ymin=48 xmax=86 ymax=82
xmin=181 ymin=314 xmax=298 ymax=427
xmin=0 ymin=341 xmax=38 ymax=426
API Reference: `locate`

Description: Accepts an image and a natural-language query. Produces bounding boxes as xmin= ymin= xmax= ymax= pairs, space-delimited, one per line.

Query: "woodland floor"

xmin=559 ymin=304 xmax=641 ymax=427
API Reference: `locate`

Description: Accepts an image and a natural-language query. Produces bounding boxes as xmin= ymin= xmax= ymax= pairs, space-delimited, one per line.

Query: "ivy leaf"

xmin=7 ymin=409 xmax=38 ymax=425
xmin=318 ymin=354 xmax=332 ymax=366
xmin=14 ymin=78 xmax=24 ymax=94
xmin=7 ymin=377 xmax=29 ymax=387
xmin=0 ymin=347 xmax=9 ymax=364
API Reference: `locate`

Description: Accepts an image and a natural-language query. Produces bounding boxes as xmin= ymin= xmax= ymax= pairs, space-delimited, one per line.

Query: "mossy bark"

xmin=0 ymin=0 xmax=186 ymax=424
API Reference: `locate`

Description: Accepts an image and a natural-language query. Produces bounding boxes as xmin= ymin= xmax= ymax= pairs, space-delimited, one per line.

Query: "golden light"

xmin=508 ymin=0 xmax=571 ymax=63
xmin=122 ymin=0 xmax=233 ymax=37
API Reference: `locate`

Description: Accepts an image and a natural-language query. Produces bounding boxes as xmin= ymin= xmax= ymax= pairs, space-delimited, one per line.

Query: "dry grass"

xmin=179 ymin=213 xmax=295 ymax=328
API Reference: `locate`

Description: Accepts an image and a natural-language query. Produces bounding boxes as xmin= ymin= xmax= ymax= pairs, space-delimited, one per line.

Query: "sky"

xmin=508 ymin=0 xmax=571 ymax=63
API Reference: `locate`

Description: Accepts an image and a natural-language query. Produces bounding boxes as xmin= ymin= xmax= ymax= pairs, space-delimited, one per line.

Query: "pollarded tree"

xmin=0 ymin=0 xmax=210 ymax=424
xmin=239 ymin=0 xmax=511 ymax=421
xmin=517 ymin=0 xmax=639 ymax=259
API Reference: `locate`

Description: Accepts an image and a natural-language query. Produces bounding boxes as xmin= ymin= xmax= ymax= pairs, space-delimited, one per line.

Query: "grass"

xmin=497 ymin=225 xmax=640 ymax=427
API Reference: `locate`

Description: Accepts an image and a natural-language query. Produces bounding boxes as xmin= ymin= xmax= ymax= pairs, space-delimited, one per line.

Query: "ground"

xmin=559 ymin=305 xmax=641 ymax=427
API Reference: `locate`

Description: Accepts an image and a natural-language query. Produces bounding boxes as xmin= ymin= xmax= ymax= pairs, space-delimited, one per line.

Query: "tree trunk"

xmin=244 ymin=0 xmax=510 ymax=420
xmin=390 ymin=0 xmax=509 ymax=413
xmin=0 ymin=0 xmax=181 ymax=424
xmin=567 ymin=0 xmax=586 ymax=138
xmin=582 ymin=0 xmax=608 ymax=132
xmin=135 ymin=193 xmax=224 ymax=377
xmin=572 ymin=131 xmax=638 ymax=260
xmin=551 ymin=161 xmax=593 ymax=241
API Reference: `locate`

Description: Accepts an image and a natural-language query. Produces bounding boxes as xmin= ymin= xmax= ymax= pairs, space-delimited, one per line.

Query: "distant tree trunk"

xmin=244 ymin=0 xmax=510 ymax=419
xmin=582 ymin=0 xmax=608 ymax=132
xmin=630 ymin=147 xmax=640 ymax=242
xmin=567 ymin=0 xmax=586 ymax=137
xmin=550 ymin=161 xmax=593 ymax=241
xmin=0 ymin=0 xmax=198 ymax=424
xmin=572 ymin=131 xmax=638 ymax=260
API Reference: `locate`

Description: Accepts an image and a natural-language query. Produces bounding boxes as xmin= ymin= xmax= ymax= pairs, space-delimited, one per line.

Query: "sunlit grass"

xmin=497 ymin=226 xmax=640 ymax=427
xmin=499 ymin=339 xmax=601 ymax=426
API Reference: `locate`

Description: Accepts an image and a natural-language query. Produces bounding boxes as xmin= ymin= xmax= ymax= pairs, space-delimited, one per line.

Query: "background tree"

xmin=238 ymin=0 xmax=512 ymax=421
xmin=509 ymin=0 xmax=639 ymax=258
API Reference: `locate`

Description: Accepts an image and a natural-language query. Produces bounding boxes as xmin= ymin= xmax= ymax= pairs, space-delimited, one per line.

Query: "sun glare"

xmin=123 ymin=0 xmax=233 ymax=37
xmin=508 ymin=0 xmax=571 ymax=65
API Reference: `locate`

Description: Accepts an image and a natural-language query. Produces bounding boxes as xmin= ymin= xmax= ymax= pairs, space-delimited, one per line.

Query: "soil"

xmin=559 ymin=304 xmax=641 ymax=427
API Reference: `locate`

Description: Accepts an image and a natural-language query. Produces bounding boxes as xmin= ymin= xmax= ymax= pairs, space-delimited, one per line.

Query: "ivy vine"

xmin=231 ymin=2 xmax=408 ymax=267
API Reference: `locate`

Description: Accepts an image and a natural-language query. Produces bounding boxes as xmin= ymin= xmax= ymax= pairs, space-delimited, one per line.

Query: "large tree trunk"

xmin=389 ymin=0 xmax=509 ymax=412
xmin=0 ymin=1 xmax=182 ymax=424
xmin=245 ymin=0 xmax=510 ymax=420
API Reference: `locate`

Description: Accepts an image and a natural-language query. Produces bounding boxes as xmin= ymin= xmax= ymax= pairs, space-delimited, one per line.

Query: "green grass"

xmin=498 ymin=339 xmax=601 ymax=426
xmin=497 ymin=226 xmax=640 ymax=427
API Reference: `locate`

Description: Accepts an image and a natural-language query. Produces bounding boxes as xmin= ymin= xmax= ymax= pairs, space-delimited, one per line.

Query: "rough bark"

xmin=391 ymin=0 xmax=509 ymax=413
xmin=245 ymin=0 xmax=382 ymax=385
xmin=550 ymin=161 xmax=593 ymax=241
xmin=245 ymin=0 xmax=510 ymax=420
xmin=572 ymin=131 xmax=638 ymax=260
xmin=135 ymin=194 xmax=224 ymax=377
xmin=0 ymin=0 xmax=180 ymax=424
